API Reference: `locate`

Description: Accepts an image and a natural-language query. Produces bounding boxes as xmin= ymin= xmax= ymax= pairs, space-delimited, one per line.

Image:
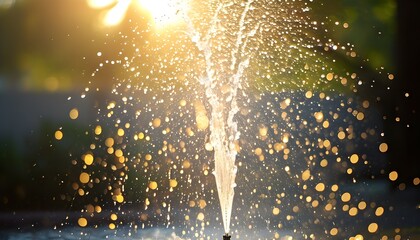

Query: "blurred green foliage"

xmin=0 ymin=0 xmax=395 ymax=91
xmin=311 ymin=0 xmax=396 ymax=71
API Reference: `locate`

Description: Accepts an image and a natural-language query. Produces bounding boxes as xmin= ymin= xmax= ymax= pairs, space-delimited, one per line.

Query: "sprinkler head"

xmin=223 ymin=233 xmax=231 ymax=240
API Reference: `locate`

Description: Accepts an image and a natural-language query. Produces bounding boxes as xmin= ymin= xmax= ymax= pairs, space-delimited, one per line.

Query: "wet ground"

xmin=1 ymin=184 xmax=419 ymax=240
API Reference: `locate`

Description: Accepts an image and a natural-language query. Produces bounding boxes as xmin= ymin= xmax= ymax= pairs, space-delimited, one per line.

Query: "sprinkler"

xmin=223 ymin=233 xmax=231 ymax=240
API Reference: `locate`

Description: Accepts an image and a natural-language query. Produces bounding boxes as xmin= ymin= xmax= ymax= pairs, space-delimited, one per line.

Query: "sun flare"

xmin=87 ymin=0 xmax=131 ymax=26
xmin=103 ymin=0 xmax=132 ymax=26
xmin=87 ymin=0 xmax=186 ymax=27
xmin=136 ymin=0 xmax=186 ymax=27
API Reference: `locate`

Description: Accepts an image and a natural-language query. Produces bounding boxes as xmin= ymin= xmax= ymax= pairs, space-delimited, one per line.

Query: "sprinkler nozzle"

xmin=223 ymin=233 xmax=231 ymax=240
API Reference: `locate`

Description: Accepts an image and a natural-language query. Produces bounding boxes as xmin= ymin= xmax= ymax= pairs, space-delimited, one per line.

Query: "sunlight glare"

xmin=137 ymin=0 xmax=186 ymax=27
xmin=87 ymin=0 xmax=116 ymax=9
xmin=103 ymin=0 xmax=132 ymax=26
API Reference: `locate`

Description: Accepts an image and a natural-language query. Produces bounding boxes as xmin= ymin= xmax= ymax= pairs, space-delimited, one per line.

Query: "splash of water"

xmin=182 ymin=0 xmax=260 ymax=233
xmin=69 ymin=0 xmax=407 ymax=239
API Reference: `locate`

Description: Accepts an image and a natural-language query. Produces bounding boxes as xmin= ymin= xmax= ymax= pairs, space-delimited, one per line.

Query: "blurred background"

xmin=0 ymin=0 xmax=418 ymax=237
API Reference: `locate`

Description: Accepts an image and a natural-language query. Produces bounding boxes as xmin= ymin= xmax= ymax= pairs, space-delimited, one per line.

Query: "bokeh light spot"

xmin=368 ymin=223 xmax=379 ymax=233
xmin=69 ymin=108 xmax=79 ymax=120
xmin=54 ymin=130 xmax=63 ymax=140
xmin=149 ymin=181 xmax=158 ymax=190
xmin=341 ymin=192 xmax=351 ymax=202
xmin=389 ymin=171 xmax=398 ymax=181
xmin=83 ymin=153 xmax=94 ymax=165
xmin=79 ymin=172 xmax=90 ymax=184
xmin=379 ymin=143 xmax=388 ymax=153
xmin=78 ymin=217 xmax=88 ymax=227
